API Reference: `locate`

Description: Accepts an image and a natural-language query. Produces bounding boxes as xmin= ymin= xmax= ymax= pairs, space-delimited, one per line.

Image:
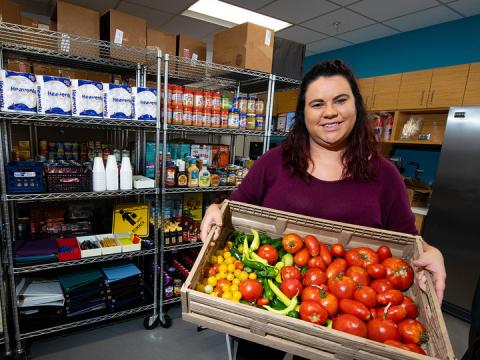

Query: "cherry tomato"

xmin=238 ymin=279 xmax=263 ymax=301
xmin=328 ymin=274 xmax=356 ymax=300
xmin=367 ymin=318 xmax=401 ymax=343
xmin=330 ymin=243 xmax=345 ymax=258
xmin=366 ymin=263 xmax=387 ymax=279
xmin=370 ymin=278 xmax=394 ymax=294
xmin=333 ymin=314 xmax=367 ymax=338
xmin=213 ymin=287 xmax=224 ymax=297
xmin=345 ymin=247 xmax=379 ymax=268
xmin=299 ymin=300 xmax=328 ymax=325
xmin=294 ymin=248 xmax=311 ymax=267
xmin=319 ymin=289 xmax=338 ymax=318
xmin=256 ymin=297 xmax=270 ymax=306
xmin=281 ymin=266 xmax=302 ymax=281
xmin=339 ymin=299 xmax=371 ymax=321
xmin=346 ymin=266 xmax=370 ymax=286
xmin=382 ymin=257 xmax=414 ymax=291
xmin=257 ymin=245 xmax=279 ymax=265
xmin=378 ymin=289 xmax=404 ymax=306
xmin=307 ymin=256 xmax=326 ymax=270
xmin=377 ymin=245 xmax=393 ymax=262
xmin=304 ymin=235 xmax=320 ymax=257
xmin=398 ymin=319 xmax=428 ymax=344
xmin=280 ymin=278 xmax=303 ymax=299
xmin=405 ymin=343 xmax=427 ymax=355
xmin=354 ymin=285 xmax=377 ymax=308
xmin=319 ymin=243 xmax=333 ymax=266
xmin=383 ymin=340 xmax=411 ymax=351
xmin=400 ymin=295 xmax=419 ymax=319
xmin=301 ymin=285 xmax=322 ymax=303
xmin=370 ymin=308 xmax=377 ymax=319
xmin=207 ymin=266 xmax=217 ymax=277
xmin=282 ymin=233 xmax=303 ymax=254
xmin=302 ymin=268 xmax=327 ymax=287
xmin=378 ymin=305 xmax=407 ymax=323
xmin=326 ymin=258 xmax=347 ymax=279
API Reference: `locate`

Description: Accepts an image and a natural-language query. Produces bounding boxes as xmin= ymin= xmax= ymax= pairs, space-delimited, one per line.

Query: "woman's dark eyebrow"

xmin=308 ymin=93 xmax=350 ymax=105
xmin=333 ymin=93 xmax=350 ymax=100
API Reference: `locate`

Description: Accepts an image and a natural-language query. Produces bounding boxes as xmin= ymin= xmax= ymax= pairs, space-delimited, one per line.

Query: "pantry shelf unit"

xmin=13 ymin=249 xmax=156 ymax=274
xmin=0 ymin=337 xmax=4 ymax=345
xmin=6 ymin=189 xmax=157 ymax=202
xmin=164 ymin=186 xmax=238 ymax=194
xmin=167 ymin=124 xmax=265 ymax=136
xmin=164 ymin=242 xmax=203 ymax=252
xmin=20 ymin=304 xmax=155 ymax=340
xmin=163 ymin=297 xmax=181 ymax=305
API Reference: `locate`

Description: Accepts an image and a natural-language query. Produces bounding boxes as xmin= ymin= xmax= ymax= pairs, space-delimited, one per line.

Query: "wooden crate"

xmin=181 ymin=201 xmax=455 ymax=360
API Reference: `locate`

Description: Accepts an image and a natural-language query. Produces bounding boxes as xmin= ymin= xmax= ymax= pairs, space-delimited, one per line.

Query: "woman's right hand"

xmin=200 ymin=203 xmax=223 ymax=243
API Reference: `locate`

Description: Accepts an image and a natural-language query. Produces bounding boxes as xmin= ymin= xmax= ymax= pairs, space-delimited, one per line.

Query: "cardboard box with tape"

xmin=176 ymin=35 xmax=206 ymax=61
xmin=0 ymin=0 xmax=20 ymax=24
xmin=147 ymin=28 xmax=176 ymax=56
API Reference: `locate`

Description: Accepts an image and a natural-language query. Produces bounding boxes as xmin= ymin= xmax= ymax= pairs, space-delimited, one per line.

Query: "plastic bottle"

xmin=187 ymin=159 xmax=199 ymax=187
xmin=105 ymin=154 xmax=119 ymax=191
xmin=92 ymin=156 xmax=106 ymax=191
xmin=199 ymin=163 xmax=211 ymax=187
xmin=176 ymin=160 xmax=188 ymax=188
xmin=165 ymin=161 xmax=177 ymax=187
xmin=120 ymin=156 xmax=133 ymax=190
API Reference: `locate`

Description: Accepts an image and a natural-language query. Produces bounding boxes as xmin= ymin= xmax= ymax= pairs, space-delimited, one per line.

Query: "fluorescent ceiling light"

xmin=183 ymin=0 xmax=291 ymax=31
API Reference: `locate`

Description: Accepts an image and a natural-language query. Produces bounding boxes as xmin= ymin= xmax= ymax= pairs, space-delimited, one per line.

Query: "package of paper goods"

xmin=181 ymin=200 xmax=454 ymax=360
xmin=101 ymin=262 xmax=144 ymax=311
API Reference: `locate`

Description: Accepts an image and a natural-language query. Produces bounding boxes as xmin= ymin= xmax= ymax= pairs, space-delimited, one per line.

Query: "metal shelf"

xmin=13 ymin=249 xmax=156 ymax=274
xmin=20 ymin=304 xmax=154 ymax=340
xmin=167 ymin=124 xmax=266 ymax=136
xmin=164 ymin=242 xmax=203 ymax=252
xmin=164 ymin=186 xmax=237 ymax=194
xmin=0 ymin=336 xmax=4 ymax=345
xmin=163 ymin=297 xmax=181 ymax=305
xmin=6 ymin=189 xmax=157 ymax=202
xmin=271 ymin=131 xmax=289 ymax=137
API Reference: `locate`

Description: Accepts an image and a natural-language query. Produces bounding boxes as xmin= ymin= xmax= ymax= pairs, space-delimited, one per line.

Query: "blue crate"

xmin=6 ymin=161 xmax=45 ymax=193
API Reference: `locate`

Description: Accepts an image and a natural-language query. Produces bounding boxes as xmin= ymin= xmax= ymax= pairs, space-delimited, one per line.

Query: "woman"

xmin=200 ymin=60 xmax=446 ymax=358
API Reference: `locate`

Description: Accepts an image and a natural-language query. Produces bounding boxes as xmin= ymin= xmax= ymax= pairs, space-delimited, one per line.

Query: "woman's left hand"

xmin=413 ymin=244 xmax=446 ymax=304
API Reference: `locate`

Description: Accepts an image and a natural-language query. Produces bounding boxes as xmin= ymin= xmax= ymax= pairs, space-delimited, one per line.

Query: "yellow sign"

xmin=113 ymin=203 xmax=149 ymax=237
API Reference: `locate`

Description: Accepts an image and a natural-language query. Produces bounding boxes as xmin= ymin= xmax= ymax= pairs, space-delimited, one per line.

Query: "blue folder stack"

xmin=101 ymin=262 xmax=144 ymax=311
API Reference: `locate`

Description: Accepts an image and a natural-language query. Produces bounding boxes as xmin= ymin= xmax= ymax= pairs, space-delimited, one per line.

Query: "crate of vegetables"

xmin=181 ymin=201 xmax=454 ymax=360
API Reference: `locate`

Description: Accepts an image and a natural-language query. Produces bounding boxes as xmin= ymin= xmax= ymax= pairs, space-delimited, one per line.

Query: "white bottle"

xmin=120 ymin=156 xmax=133 ymax=190
xmin=105 ymin=155 xmax=119 ymax=191
xmin=92 ymin=156 xmax=106 ymax=192
xmin=199 ymin=164 xmax=211 ymax=187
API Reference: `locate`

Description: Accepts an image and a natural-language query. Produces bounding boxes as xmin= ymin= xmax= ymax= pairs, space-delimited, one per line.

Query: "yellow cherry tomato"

xmin=210 ymin=292 xmax=217 ymax=297
xmin=238 ymin=245 xmax=244 ymax=253
xmin=219 ymin=264 xmax=228 ymax=273
xmin=230 ymin=284 xmax=238 ymax=292
xmin=210 ymin=255 xmax=218 ymax=264
xmin=215 ymin=273 xmax=222 ymax=280
xmin=207 ymin=276 xmax=217 ymax=287
xmin=227 ymin=264 xmax=236 ymax=273
xmin=239 ymin=271 xmax=249 ymax=282
xmin=232 ymin=278 xmax=241 ymax=286
xmin=222 ymin=291 xmax=233 ymax=300
xmin=224 ymin=252 xmax=232 ymax=259
xmin=195 ymin=284 xmax=205 ymax=292
xmin=227 ymin=241 xmax=234 ymax=248
xmin=216 ymin=256 xmax=224 ymax=264
xmin=203 ymin=284 xmax=213 ymax=294
xmin=226 ymin=273 xmax=235 ymax=282
xmin=225 ymin=257 xmax=235 ymax=265
xmin=248 ymin=273 xmax=257 ymax=280
xmin=218 ymin=271 xmax=227 ymax=279
xmin=222 ymin=284 xmax=231 ymax=293
xmin=232 ymin=290 xmax=242 ymax=301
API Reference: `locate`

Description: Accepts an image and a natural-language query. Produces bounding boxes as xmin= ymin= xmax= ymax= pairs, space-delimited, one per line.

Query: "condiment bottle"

xmin=187 ymin=159 xmax=199 ymax=187
xmin=199 ymin=163 xmax=211 ymax=187
xmin=176 ymin=159 xmax=188 ymax=188
xmin=165 ymin=161 xmax=177 ymax=187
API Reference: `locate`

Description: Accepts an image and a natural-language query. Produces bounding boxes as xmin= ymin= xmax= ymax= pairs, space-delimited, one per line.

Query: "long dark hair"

xmin=282 ymin=59 xmax=378 ymax=182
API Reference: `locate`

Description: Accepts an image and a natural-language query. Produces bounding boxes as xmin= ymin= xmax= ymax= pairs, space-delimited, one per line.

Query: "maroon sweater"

xmin=230 ymin=146 xmax=417 ymax=235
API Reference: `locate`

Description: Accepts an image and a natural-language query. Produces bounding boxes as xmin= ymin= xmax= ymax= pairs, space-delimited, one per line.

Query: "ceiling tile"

xmin=302 ymin=8 xmax=374 ymax=35
xmin=348 ymin=0 xmax=439 ymax=21
xmin=306 ymin=36 xmax=351 ymax=53
xmin=448 ymin=0 xmax=480 ymax=17
xmin=116 ymin=2 xmax=174 ymax=28
xmin=258 ymin=0 xmax=339 ymax=24
xmin=337 ymin=23 xmax=398 ymax=43
xmin=159 ymin=15 xmax=226 ymax=38
xmin=222 ymin=0 xmax=275 ymax=11
xmin=328 ymin=0 xmax=362 ymax=5
xmin=276 ymin=26 xmax=328 ymax=44
xmin=123 ymin=0 xmax=197 ymax=15
xmin=384 ymin=5 xmax=462 ymax=32
xmin=60 ymin=0 xmax=119 ymax=15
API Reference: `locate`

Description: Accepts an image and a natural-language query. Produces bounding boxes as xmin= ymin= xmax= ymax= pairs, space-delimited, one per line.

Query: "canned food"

xmin=167 ymin=85 xmax=174 ymax=105
xmin=228 ymin=109 xmax=239 ymax=129
xmin=172 ymin=105 xmax=183 ymax=125
xmin=255 ymin=98 xmax=265 ymax=114
xmin=183 ymin=107 xmax=193 ymax=126
xmin=193 ymin=109 xmax=203 ymax=126
xmin=221 ymin=94 xmax=231 ymax=110
xmin=183 ymin=89 xmax=194 ymax=107
xmin=239 ymin=113 xmax=247 ymax=129
xmin=247 ymin=96 xmax=256 ymax=115
xmin=193 ymin=91 xmax=204 ymax=109
xmin=212 ymin=92 xmax=221 ymax=110
xmin=221 ymin=110 xmax=229 ymax=128
xmin=255 ymin=114 xmax=265 ymax=131
xmin=211 ymin=110 xmax=220 ymax=128
xmin=204 ymin=91 xmax=212 ymax=110
xmin=238 ymin=97 xmax=247 ymax=114
xmin=203 ymin=110 xmax=211 ymax=127
xmin=167 ymin=105 xmax=173 ymax=124
xmin=172 ymin=86 xmax=183 ymax=106
xmin=246 ymin=114 xmax=256 ymax=130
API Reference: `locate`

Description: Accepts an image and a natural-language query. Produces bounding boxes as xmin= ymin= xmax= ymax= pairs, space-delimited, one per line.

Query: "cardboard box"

xmin=176 ymin=35 xmax=206 ymax=61
xmin=147 ymin=28 xmax=176 ymax=56
xmin=32 ymin=63 xmax=60 ymax=77
xmin=0 ymin=0 xmax=20 ymax=24
xmin=183 ymin=193 xmax=203 ymax=221
xmin=21 ymin=16 xmax=35 ymax=27
xmin=6 ymin=58 xmax=31 ymax=73
xmin=213 ymin=22 xmax=274 ymax=73
xmin=211 ymin=145 xmax=230 ymax=168
xmin=182 ymin=200 xmax=455 ymax=360
xmin=407 ymin=187 xmax=431 ymax=208
xmin=190 ymin=144 xmax=212 ymax=165
xmin=85 ymin=70 xmax=112 ymax=83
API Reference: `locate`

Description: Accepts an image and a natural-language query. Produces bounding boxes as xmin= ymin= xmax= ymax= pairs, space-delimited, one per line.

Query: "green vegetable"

xmin=268 ymin=279 xmax=291 ymax=307
xmin=250 ymin=251 xmax=269 ymax=266
xmin=242 ymin=259 xmax=265 ymax=271
xmin=271 ymin=239 xmax=283 ymax=250
xmin=278 ymin=248 xmax=286 ymax=259
xmin=230 ymin=248 xmax=242 ymax=261
xmin=262 ymin=279 xmax=275 ymax=300
xmin=274 ymin=262 xmax=284 ymax=283
xmin=301 ymin=266 xmax=308 ymax=276
xmin=250 ymin=229 xmax=260 ymax=251
xmin=282 ymin=253 xmax=294 ymax=267
xmin=326 ymin=319 xmax=333 ymax=329
xmin=256 ymin=267 xmax=278 ymax=279
xmin=287 ymin=310 xmax=299 ymax=319
xmin=263 ymin=295 xmax=298 ymax=315
xmin=244 ymin=267 xmax=252 ymax=273
xmin=270 ymin=297 xmax=287 ymax=310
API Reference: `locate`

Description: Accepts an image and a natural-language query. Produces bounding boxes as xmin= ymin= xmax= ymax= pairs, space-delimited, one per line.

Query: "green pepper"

xmin=301 ymin=266 xmax=308 ymax=276
xmin=250 ymin=251 xmax=269 ymax=265
xmin=242 ymin=259 xmax=265 ymax=271
xmin=270 ymin=297 xmax=287 ymax=310
xmin=268 ymin=279 xmax=291 ymax=307
xmin=262 ymin=278 xmax=275 ymax=300
xmin=244 ymin=267 xmax=252 ymax=273
xmin=282 ymin=253 xmax=294 ymax=267
xmin=256 ymin=267 xmax=278 ymax=279
xmin=326 ymin=319 xmax=333 ymax=329
xmin=278 ymin=248 xmax=286 ymax=259
xmin=259 ymin=232 xmax=272 ymax=245
xmin=250 ymin=229 xmax=260 ymax=251
xmin=230 ymin=248 xmax=242 ymax=261
xmin=287 ymin=310 xmax=299 ymax=319
xmin=271 ymin=239 xmax=283 ymax=250
xmin=263 ymin=295 xmax=298 ymax=315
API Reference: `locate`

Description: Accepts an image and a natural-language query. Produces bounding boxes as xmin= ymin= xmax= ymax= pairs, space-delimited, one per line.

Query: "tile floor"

xmin=29 ymin=306 xmax=470 ymax=360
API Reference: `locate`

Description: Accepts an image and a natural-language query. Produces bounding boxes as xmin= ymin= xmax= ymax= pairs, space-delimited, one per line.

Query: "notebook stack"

xmin=101 ymin=262 xmax=144 ymax=312
xmin=14 ymin=238 xmax=58 ymax=265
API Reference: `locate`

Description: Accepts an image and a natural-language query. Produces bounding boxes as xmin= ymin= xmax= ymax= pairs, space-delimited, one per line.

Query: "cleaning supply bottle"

xmin=120 ymin=156 xmax=133 ymax=190
xmin=105 ymin=154 xmax=119 ymax=190
xmin=92 ymin=156 xmax=106 ymax=191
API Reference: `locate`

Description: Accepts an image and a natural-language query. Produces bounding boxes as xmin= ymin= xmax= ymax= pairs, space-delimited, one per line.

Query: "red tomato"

xmin=345 ymin=247 xmax=379 ymax=268
xmin=330 ymin=243 xmax=345 ymax=258
xmin=301 ymin=285 xmax=322 ymax=303
xmin=370 ymin=308 xmax=377 ymax=319
xmin=299 ymin=300 xmax=328 ymax=325
xmin=405 ymin=343 xmax=426 ymax=355
xmin=304 ymin=235 xmax=320 ymax=257
xmin=256 ymin=297 xmax=270 ymax=306
xmin=327 ymin=274 xmax=356 ymax=300
xmin=383 ymin=340 xmax=411 ymax=351
xmin=339 ymin=299 xmax=371 ymax=321
xmin=326 ymin=258 xmax=347 ymax=279
xmin=239 ymin=279 xmax=263 ymax=301
xmin=257 ymin=245 xmax=278 ymax=265
xmin=294 ymin=248 xmax=311 ymax=267
xmin=370 ymin=278 xmax=394 ymax=294
xmin=281 ymin=266 xmax=302 ymax=281
xmin=282 ymin=233 xmax=303 ymax=254
xmin=366 ymin=263 xmax=387 ymax=279
xmin=382 ymin=257 xmax=414 ymax=291
xmin=280 ymin=278 xmax=303 ymax=299
xmin=346 ymin=266 xmax=370 ymax=286
xmin=377 ymin=289 xmax=404 ymax=306
xmin=354 ymin=285 xmax=377 ymax=308
xmin=302 ymin=268 xmax=327 ymax=287
xmin=319 ymin=290 xmax=338 ymax=318
xmin=377 ymin=245 xmax=393 ymax=262
xmin=400 ymin=295 xmax=419 ymax=319
xmin=398 ymin=319 xmax=428 ymax=344
xmin=307 ymin=256 xmax=326 ymax=270
xmin=319 ymin=243 xmax=332 ymax=266
xmin=333 ymin=314 xmax=367 ymax=338
xmin=378 ymin=305 xmax=407 ymax=323
xmin=207 ymin=266 xmax=217 ymax=277
xmin=367 ymin=318 xmax=401 ymax=343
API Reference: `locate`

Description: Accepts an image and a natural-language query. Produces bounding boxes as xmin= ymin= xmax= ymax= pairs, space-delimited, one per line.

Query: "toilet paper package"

xmin=37 ymin=75 xmax=72 ymax=116
xmin=71 ymin=80 xmax=103 ymax=118
xmin=103 ymin=84 xmax=133 ymax=119
xmin=0 ymin=70 xmax=37 ymax=113
xmin=132 ymin=87 xmax=157 ymax=121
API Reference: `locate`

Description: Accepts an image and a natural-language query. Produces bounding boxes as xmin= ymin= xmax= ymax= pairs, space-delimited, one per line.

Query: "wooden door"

xmin=371 ymin=74 xmax=402 ymax=110
xmin=463 ymin=62 xmax=480 ymax=106
xmin=357 ymin=77 xmax=375 ymax=110
xmin=397 ymin=70 xmax=432 ymax=109
xmin=428 ymin=64 xmax=469 ymax=108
